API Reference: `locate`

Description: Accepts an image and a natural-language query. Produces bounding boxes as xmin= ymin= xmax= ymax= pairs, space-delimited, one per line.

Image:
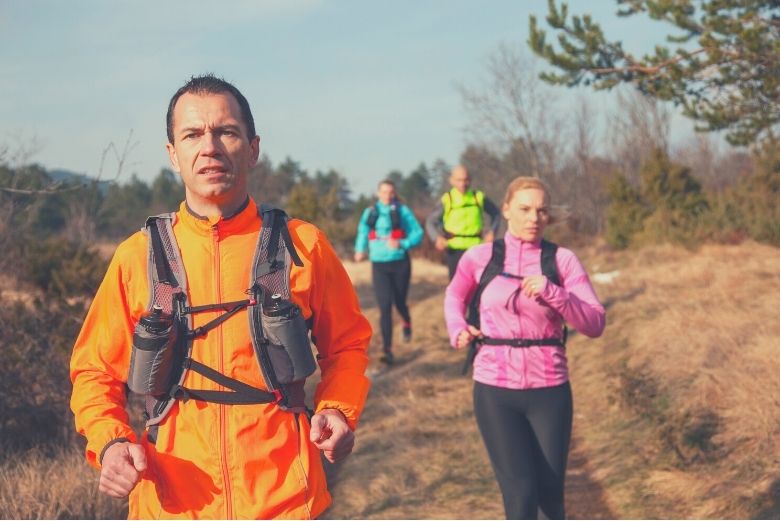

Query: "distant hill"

xmin=48 ymin=168 xmax=113 ymax=194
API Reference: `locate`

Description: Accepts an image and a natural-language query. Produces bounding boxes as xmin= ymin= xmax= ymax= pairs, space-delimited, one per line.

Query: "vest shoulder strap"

xmin=367 ymin=203 xmax=401 ymax=231
xmin=540 ymin=239 xmax=561 ymax=287
xmin=467 ymin=239 xmax=505 ymax=327
xmin=141 ymin=205 xmax=308 ymax=441
xmin=475 ymin=190 xmax=485 ymax=210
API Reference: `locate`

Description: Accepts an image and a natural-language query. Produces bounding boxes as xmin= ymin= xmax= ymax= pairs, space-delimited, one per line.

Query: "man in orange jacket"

xmin=70 ymin=74 xmax=372 ymax=519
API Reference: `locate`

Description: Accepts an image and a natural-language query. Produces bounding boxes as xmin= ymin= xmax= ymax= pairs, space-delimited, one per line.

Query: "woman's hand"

xmin=521 ymin=275 xmax=547 ymax=298
xmin=354 ymin=252 xmax=367 ymax=262
xmin=456 ymin=325 xmax=483 ymax=349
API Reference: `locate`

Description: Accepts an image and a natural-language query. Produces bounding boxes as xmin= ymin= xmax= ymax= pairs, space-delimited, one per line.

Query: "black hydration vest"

xmin=366 ymin=203 xmax=402 ymax=232
xmin=136 ymin=205 xmax=313 ymax=442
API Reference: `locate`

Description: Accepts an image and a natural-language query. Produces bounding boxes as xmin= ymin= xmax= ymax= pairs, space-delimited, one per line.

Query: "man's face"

xmin=377 ymin=182 xmax=396 ymax=205
xmin=450 ymin=167 xmax=471 ymax=193
xmin=166 ymin=92 xmax=259 ymax=212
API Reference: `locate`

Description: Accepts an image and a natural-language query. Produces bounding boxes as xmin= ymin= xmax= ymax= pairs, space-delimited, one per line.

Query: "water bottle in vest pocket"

xmin=262 ymin=294 xmax=317 ymax=383
xmin=128 ymin=305 xmax=179 ymax=396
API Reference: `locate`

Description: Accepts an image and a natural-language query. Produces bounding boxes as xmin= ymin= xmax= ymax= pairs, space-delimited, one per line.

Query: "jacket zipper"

xmin=213 ymin=224 xmax=234 ymax=519
xmin=518 ymin=241 xmax=528 ymax=387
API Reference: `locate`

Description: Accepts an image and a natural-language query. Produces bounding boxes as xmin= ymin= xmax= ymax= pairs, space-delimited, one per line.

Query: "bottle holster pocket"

xmin=128 ymin=322 xmax=179 ymax=396
xmin=261 ymin=306 xmax=317 ymax=384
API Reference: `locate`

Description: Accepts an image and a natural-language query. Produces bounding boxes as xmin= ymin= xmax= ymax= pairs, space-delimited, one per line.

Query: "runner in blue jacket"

xmin=354 ymin=179 xmax=423 ymax=365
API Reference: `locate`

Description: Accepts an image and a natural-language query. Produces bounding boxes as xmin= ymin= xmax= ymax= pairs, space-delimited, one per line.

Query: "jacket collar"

xmin=177 ymin=196 xmax=258 ymax=236
xmin=504 ymin=230 xmax=543 ymax=249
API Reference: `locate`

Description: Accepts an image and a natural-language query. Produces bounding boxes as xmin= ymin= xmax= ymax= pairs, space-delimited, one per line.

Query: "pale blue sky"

xmin=1 ymin=1 xmax=694 ymax=196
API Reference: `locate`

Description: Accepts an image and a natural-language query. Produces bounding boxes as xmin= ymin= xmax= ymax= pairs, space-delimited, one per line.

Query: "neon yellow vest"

xmin=442 ymin=188 xmax=485 ymax=250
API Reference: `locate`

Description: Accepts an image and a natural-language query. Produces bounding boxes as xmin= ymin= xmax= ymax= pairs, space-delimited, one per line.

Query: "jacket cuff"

xmin=98 ymin=437 xmax=131 ymax=465
xmin=315 ymin=376 xmax=370 ymax=431
xmin=86 ymin=426 xmax=137 ymax=469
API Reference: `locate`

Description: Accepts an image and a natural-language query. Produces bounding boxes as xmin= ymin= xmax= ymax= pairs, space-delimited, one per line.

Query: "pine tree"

xmin=529 ymin=0 xmax=780 ymax=146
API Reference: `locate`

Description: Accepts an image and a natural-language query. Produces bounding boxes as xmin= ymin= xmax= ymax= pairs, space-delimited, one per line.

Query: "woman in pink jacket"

xmin=445 ymin=176 xmax=605 ymax=519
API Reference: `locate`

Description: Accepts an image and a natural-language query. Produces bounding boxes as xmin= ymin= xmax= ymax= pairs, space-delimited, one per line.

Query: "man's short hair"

xmin=166 ymin=74 xmax=256 ymax=144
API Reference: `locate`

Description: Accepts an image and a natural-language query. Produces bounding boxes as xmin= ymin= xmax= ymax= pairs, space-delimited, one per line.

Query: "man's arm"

xmin=70 ymin=239 xmax=144 ymax=469
xmin=424 ymin=200 xmax=445 ymax=242
xmin=399 ymin=205 xmax=424 ymax=251
xmin=354 ymin=207 xmax=371 ymax=260
xmin=309 ymin=229 xmax=372 ymax=432
xmin=482 ymin=196 xmax=501 ymax=236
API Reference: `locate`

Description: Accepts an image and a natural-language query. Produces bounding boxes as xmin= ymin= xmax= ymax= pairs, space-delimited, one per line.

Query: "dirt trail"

xmin=321 ymin=258 xmax=612 ymax=519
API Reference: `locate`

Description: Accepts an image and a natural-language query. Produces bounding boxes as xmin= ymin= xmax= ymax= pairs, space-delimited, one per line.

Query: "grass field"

xmin=1 ymin=242 xmax=778 ymax=519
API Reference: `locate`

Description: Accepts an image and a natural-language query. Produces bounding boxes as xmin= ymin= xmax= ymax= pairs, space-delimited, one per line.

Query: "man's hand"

xmin=435 ymin=236 xmax=448 ymax=251
xmin=483 ymin=231 xmax=495 ymax=243
xmin=354 ymin=252 xmax=367 ymax=262
xmin=99 ymin=441 xmax=147 ymax=498
xmin=310 ymin=408 xmax=355 ymax=463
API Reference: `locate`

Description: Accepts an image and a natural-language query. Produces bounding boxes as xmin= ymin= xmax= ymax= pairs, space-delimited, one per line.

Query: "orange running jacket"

xmin=70 ymin=198 xmax=372 ymax=519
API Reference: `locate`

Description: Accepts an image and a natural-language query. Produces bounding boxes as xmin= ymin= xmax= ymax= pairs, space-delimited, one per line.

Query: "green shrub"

xmin=605 ymin=171 xmax=649 ymax=249
xmin=22 ymin=237 xmax=107 ymax=297
xmin=0 ymin=300 xmax=85 ymax=452
xmin=605 ymin=149 xmax=710 ymax=249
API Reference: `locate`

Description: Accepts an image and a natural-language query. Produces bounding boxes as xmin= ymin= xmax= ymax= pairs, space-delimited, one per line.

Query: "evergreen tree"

xmin=529 ymin=0 xmax=780 ymax=145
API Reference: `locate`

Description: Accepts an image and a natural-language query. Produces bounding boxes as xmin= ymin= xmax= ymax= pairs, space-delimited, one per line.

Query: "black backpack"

xmin=462 ymin=238 xmax=566 ymax=374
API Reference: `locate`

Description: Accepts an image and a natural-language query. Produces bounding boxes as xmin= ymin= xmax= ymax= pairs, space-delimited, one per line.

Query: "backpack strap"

xmin=466 ymin=239 xmax=505 ymax=328
xmin=366 ymin=205 xmax=379 ymax=229
xmin=390 ymin=204 xmax=401 ymax=231
xmin=142 ymin=214 xmax=192 ymax=440
xmin=248 ymin=205 xmax=307 ymax=412
xmin=540 ymin=239 xmax=561 ymax=286
xmin=462 ymin=239 xmax=505 ymax=374
xmin=367 ymin=203 xmax=402 ymax=231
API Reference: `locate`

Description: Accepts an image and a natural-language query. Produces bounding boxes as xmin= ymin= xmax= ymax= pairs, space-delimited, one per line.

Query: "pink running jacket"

xmin=444 ymin=232 xmax=606 ymax=390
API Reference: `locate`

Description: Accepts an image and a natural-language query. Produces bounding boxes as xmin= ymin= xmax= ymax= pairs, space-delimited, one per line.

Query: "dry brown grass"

xmin=2 ymin=246 xmax=778 ymax=519
xmin=0 ymin=447 xmax=126 ymax=519
xmin=567 ymin=240 xmax=780 ymax=518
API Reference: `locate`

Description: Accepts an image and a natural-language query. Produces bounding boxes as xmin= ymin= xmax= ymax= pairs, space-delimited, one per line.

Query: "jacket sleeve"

xmin=482 ymin=196 xmax=501 ymax=235
xmin=70 ymin=243 xmax=141 ymax=469
xmin=539 ymin=248 xmax=606 ymax=338
xmin=354 ymin=208 xmax=371 ymax=254
xmin=425 ymin=200 xmax=445 ymax=241
xmin=399 ymin=205 xmax=424 ymax=251
xmin=310 ymin=229 xmax=371 ymax=430
xmin=443 ymin=248 xmax=481 ymax=348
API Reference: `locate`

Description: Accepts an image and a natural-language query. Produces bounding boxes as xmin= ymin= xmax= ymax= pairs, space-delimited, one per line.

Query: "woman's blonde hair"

xmin=503 ymin=176 xmax=566 ymax=224
xmin=503 ymin=176 xmax=550 ymax=205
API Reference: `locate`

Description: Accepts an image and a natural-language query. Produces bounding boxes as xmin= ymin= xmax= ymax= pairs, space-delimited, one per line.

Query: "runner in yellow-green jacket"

xmin=425 ymin=165 xmax=500 ymax=279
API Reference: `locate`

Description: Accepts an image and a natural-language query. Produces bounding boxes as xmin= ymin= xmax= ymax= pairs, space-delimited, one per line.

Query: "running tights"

xmin=473 ymin=381 xmax=573 ymax=520
xmin=446 ymin=247 xmax=466 ymax=280
xmin=371 ymin=257 xmax=411 ymax=353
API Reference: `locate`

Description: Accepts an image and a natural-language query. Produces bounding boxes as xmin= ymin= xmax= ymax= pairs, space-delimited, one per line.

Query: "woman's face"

xmin=502 ymin=188 xmax=550 ymax=242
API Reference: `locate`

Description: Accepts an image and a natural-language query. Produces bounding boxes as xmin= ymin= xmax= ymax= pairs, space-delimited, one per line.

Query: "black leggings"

xmin=473 ymin=381 xmax=573 ymax=520
xmin=446 ymin=248 xmax=466 ymax=280
xmin=371 ymin=257 xmax=411 ymax=353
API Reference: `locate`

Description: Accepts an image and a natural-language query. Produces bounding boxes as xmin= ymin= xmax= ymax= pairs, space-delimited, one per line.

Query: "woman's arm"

xmin=539 ymin=248 xmax=606 ymax=338
xmin=444 ymin=249 xmax=482 ymax=347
